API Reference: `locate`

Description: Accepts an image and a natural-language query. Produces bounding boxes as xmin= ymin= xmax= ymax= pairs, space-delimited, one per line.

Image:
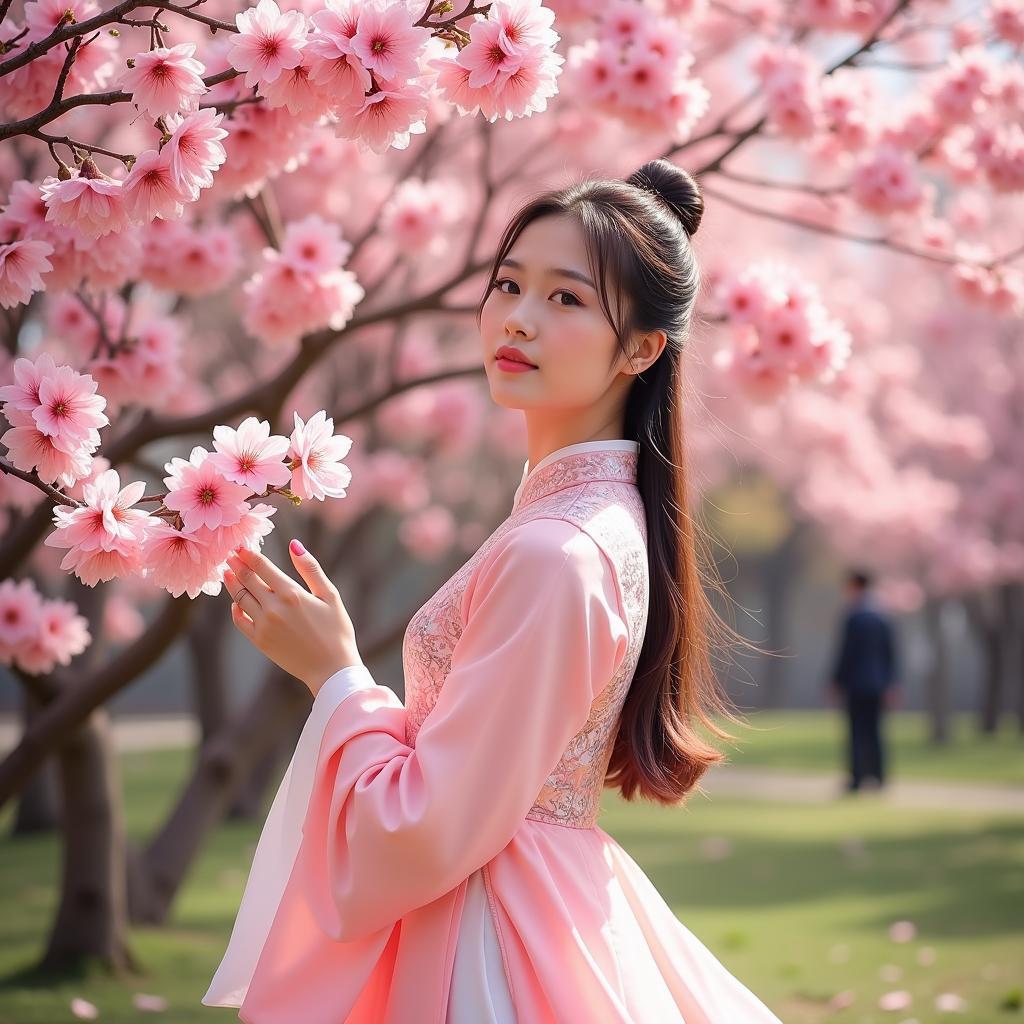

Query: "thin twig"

xmin=699 ymin=180 xmax=1024 ymax=270
xmin=0 ymin=457 xmax=85 ymax=507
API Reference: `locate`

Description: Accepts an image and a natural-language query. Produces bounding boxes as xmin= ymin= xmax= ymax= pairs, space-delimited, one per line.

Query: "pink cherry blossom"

xmin=103 ymin=593 xmax=146 ymax=643
xmin=40 ymin=164 xmax=132 ymax=239
xmin=616 ymin=48 xmax=676 ymax=111
xmin=280 ymin=214 xmax=352 ymax=273
xmin=0 ymin=178 xmax=55 ymax=239
xmin=929 ymin=47 xmax=997 ymax=124
xmin=121 ymin=148 xmax=193 ymax=222
xmin=429 ymin=57 xmax=496 ymax=118
xmin=720 ymin=275 xmax=768 ymax=325
xmin=457 ymin=17 xmax=526 ymax=90
xmin=58 ymin=538 xmax=145 ymax=586
xmin=491 ymin=0 xmax=559 ymax=53
xmin=306 ymin=0 xmax=372 ymax=102
xmin=332 ymin=81 xmax=429 ymax=153
xmin=140 ymin=521 xmax=217 ymax=598
xmin=241 ymin=256 xmax=364 ymax=344
xmin=308 ymin=0 xmax=360 ymax=45
xmin=206 ymin=416 xmax=292 ymax=493
xmin=46 ymin=468 xmax=152 ymax=557
xmin=288 ymin=409 xmax=352 ymax=500
xmin=574 ymin=40 xmax=621 ymax=102
xmin=398 ymin=504 xmax=456 ymax=560
xmin=196 ymin=500 xmax=277 ymax=575
xmin=349 ymin=0 xmax=431 ymax=83
xmin=378 ymin=178 xmax=454 ymax=252
xmin=32 ymin=363 xmax=108 ymax=454
xmin=1 ymin=405 xmax=95 ymax=487
xmin=370 ymin=450 xmax=428 ymax=510
xmin=601 ymin=0 xmax=646 ymax=44
xmin=119 ymin=42 xmax=207 ymax=118
xmin=67 ymin=27 xmax=117 ymax=93
xmin=0 ymin=238 xmax=53 ymax=308
xmin=258 ymin=61 xmax=336 ymax=117
xmin=990 ymin=0 xmax=1024 ymax=45
xmin=162 ymin=445 xmax=253 ymax=532
xmin=850 ymin=145 xmax=925 ymax=215
xmin=228 ymin=0 xmax=307 ymax=90
xmin=23 ymin=0 xmax=98 ymax=41
xmin=162 ymin=109 xmax=230 ymax=196
xmin=972 ymin=122 xmax=1024 ymax=193
xmin=0 ymin=578 xmax=43 ymax=647
xmin=18 ymin=598 xmax=91 ymax=673
xmin=758 ymin=303 xmax=815 ymax=370
xmin=483 ymin=48 xmax=563 ymax=121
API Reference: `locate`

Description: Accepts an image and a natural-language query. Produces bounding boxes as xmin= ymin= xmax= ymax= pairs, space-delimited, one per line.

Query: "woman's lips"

xmin=495 ymin=357 xmax=537 ymax=373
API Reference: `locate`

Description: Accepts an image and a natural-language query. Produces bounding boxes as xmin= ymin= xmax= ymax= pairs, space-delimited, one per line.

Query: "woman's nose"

xmin=504 ymin=302 xmax=537 ymax=338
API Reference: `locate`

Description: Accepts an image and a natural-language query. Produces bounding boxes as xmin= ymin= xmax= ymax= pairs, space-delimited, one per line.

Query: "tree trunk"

xmin=185 ymin=596 xmax=262 ymax=820
xmin=922 ymin=597 xmax=951 ymax=745
xmin=1011 ymin=583 xmax=1024 ymax=734
xmin=188 ymin=602 xmax=232 ymax=745
xmin=965 ymin=587 xmax=1010 ymax=735
xmin=10 ymin=688 xmax=60 ymax=835
xmin=229 ymin=716 xmax=302 ymax=820
xmin=756 ymin=524 xmax=803 ymax=709
xmin=40 ymin=708 xmax=138 ymax=974
xmin=129 ymin=667 xmax=310 ymax=925
xmin=761 ymin=524 xmax=798 ymax=708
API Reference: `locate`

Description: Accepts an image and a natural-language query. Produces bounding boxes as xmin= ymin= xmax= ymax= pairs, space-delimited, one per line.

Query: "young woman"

xmin=204 ymin=159 xmax=783 ymax=1022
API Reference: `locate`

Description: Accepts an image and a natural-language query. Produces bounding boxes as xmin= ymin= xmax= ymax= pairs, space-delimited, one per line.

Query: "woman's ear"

xmin=626 ymin=330 xmax=667 ymax=376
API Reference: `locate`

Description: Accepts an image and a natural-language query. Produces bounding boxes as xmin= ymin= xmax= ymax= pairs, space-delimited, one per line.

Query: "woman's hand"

xmin=223 ymin=539 xmax=362 ymax=696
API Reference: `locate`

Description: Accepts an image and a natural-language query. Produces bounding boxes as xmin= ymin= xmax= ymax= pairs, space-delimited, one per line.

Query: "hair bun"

xmin=626 ymin=159 xmax=703 ymax=237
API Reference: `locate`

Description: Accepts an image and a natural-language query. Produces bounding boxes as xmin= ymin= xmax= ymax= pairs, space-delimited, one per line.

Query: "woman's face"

xmin=480 ymin=214 xmax=631 ymax=413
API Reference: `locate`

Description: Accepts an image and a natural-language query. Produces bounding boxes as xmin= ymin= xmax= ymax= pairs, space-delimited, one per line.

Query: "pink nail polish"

xmin=290 ymin=539 xmax=305 ymax=556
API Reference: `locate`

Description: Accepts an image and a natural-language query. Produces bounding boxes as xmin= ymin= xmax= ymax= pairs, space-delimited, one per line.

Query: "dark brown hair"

xmin=476 ymin=158 xmax=756 ymax=806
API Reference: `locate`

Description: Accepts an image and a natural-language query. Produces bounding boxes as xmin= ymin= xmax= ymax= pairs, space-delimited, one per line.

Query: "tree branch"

xmin=698 ymin=179 xmax=1024 ymax=269
xmin=0 ymin=457 xmax=84 ymax=507
xmin=0 ymin=593 xmax=196 ymax=808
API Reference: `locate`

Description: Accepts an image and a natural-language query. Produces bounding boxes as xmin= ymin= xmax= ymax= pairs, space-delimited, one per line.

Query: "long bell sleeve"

xmin=296 ymin=517 xmax=630 ymax=943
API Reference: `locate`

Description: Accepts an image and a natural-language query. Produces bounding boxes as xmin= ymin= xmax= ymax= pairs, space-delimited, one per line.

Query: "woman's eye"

xmin=493 ymin=278 xmax=580 ymax=306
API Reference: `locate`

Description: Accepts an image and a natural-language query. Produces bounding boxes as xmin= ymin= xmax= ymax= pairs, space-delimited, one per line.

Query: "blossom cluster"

xmin=220 ymin=0 xmax=564 ymax=150
xmin=240 ymin=214 xmax=365 ymax=345
xmin=0 ymin=110 xmax=229 ymax=308
xmin=564 ymin=0 xmax=709 ymax=141
xmin=1 ymin=353 xmax=354 ymax=598
xmin=751 ymin=42 xmax=1024 ymax=210
xmin=0 ymin=577 xmax=91 ymax=675
xmin=0 ymin=0 xmax=566 ymax=311
xmin=0 ymin=352 xmax=109 ymax=487
xmin=39 ymin=111 xmax=229 ymax=239
xmin=950 ymin=260 xmax=1024 ymax=315
xmin=714 ymin=262 xmax=853 ymax=401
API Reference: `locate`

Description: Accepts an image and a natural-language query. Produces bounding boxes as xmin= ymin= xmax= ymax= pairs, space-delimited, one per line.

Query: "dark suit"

xmin=831 ymin=596 xmax=899 ymax=789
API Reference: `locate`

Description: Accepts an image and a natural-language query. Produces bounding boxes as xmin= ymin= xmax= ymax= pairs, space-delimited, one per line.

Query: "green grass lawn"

xmin=0 ymin=745 xmax=1021 ymax=1023
xmin=715 ymin=709 xmax=1024 ymax=787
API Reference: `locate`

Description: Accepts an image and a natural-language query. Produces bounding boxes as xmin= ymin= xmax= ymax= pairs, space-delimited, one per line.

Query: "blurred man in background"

xmin=828 ymin=570 xmax=902 ymax=793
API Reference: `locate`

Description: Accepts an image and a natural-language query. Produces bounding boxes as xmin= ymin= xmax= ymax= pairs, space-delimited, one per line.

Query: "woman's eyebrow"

xmin=499 ymin=257 xmax=595 ymax=290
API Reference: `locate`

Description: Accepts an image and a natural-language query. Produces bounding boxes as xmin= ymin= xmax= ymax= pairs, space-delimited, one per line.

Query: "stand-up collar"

xmin=512 ymin=439 xmax=639 ymax=512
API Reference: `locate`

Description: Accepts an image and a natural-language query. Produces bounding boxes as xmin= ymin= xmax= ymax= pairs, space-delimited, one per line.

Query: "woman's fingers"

xmin=233 ymin=546 xmax=293 ymax=592
xmin=225 ymin=554 xmax=273 ymax=604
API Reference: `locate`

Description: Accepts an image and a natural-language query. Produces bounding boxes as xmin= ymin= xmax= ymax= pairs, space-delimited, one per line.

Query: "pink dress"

xmin=203 ymin=439 xmax=784 ymax=1023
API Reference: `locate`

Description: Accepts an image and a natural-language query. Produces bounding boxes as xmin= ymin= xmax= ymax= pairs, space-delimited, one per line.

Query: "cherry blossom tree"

xmin=1 ymin=0 xmax=1022 ymax=972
